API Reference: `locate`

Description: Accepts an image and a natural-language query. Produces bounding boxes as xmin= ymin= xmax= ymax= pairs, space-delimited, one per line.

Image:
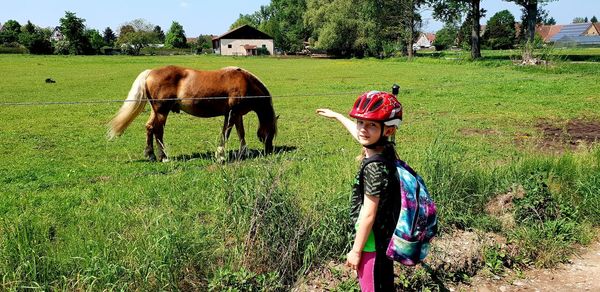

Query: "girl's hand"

xmin=345 ymin=250 xmax=361 ymax=270
xmin=315 ymin=108 xmax=339 ymax=119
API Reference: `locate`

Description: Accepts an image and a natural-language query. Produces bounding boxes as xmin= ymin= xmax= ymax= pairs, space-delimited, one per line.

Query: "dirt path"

xmin=455 ymin=240 xmax=600 ymax=292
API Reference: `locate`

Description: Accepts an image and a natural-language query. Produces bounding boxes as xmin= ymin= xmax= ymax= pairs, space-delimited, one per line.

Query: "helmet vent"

xmin=360 ymin=97 xmax=371 ymax=111
xmin=369 ymin=99 xmax=383 ymax=112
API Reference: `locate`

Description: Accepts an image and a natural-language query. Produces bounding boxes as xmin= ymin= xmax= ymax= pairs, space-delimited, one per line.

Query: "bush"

xmin=0 ymin=44 xmax=27 ymax=54
xmin=53 ymin=40 xmax=71 ymax=55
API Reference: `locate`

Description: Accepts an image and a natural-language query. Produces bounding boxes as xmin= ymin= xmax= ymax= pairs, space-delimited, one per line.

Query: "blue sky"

xmin=1 ymin=0 xmax=598 ymax=36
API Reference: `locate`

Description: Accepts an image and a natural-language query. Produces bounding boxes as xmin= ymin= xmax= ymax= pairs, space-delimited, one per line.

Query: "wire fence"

xmin=0 ymin=92 xmax=362 ymax=107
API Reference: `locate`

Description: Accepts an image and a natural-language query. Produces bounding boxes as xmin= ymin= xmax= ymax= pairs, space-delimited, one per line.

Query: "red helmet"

xmin=349 ymin=91 xmax=402 ymax=125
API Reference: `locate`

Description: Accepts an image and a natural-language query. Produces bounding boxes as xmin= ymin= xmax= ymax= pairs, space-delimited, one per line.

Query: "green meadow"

xmin=0 ymin=54 xmax=599 ymax=290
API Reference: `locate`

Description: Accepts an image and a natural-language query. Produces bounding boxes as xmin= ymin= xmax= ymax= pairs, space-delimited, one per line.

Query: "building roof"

xmin=555 ymin=35 xmax=600 ymax=45
xmin=549 ymin=23 xmax=592 ymax=42
xmin=212 ymin=25 xmax=273 ymax=41
xmin=536 ymin=25 xmax=563 ymax=42
xmin=426 ymin=33 xmax=436 ymax=43
xmin=590 ymin=23 xmax=600 ymax=35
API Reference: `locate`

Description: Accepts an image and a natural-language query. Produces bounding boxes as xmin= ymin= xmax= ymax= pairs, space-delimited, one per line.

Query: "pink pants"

xmin=358 ymin=252 xmax=377 ymax=292
xmin=357 ymin=251 xmax=394 ymax=291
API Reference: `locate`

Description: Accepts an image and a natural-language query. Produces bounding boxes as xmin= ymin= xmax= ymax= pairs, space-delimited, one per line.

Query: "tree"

xmin=544 ymin=17 xmax=556 ymax=25
xmin=153 ymin=25 xmax=165 ymax=43
xmin=268 ymin=0 xmax=310 ymax=53
xmin=504 ymin=0 xmax=556 ymax=62
xmin=516 ymin=5 xmax=549 ymax=42
xmin=230 ymin=13 xmax=261 ymax=29
xmin=503 ymin=0 xmax=556 ymax=44
xmin=164 ymin=21 xmax=187 ymax=48
xmin=389 ymin=0 xmax=426 ymax=58
xmin=429 ymin=0 xmax=484 ymax=59
xmin=116 ymin=19 xmax=158 ymax=55
xmin=196 ymin=34 xmax=213 ymax=50
xmin=231 ymin=1 xmax=310 ymax=54
xmin=86 ymin=29 xmax=104 ymax=54
xmin=59 ymin=11 xmax=91 ymax=54
xmin=584 ymin=16 xmax=588 ymax=23
xmin=18 ymin=23 xmax=52 ymax=54
xmin=305 ymin=0 xmax=378 ymax=57
xmin=119 ymin=25 xmax=135 ymax=36
xmin=435 ymin=23 xmax=459 ymax=50
xmin=572 ymin=17 xmax=585 ymax=23
xmin=22 ymin=21 xmax=36 ymax=34
xmin=484 ymin=10 xmax=516 ymax=49
xmin=103 ymin=27 xmax=116 ymax=46
xmin=592 ymin=16 xmax=598 ymax=23
xmin=0 ymin=20 xmax=22 ymax=44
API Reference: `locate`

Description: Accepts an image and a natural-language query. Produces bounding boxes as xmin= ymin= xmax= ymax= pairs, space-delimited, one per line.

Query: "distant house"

xmin=212 ymin=25 xmax=274 ymax=56
xmin=414 ymin=33 xmax=436 ymax=49
xmin=50 ymin=27 xmax=64 ymax=42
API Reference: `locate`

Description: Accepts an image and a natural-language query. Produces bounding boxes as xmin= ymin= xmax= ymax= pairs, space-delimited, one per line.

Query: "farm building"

xmin=549 ymin=23 xmax=597 ymax=42
xmin=543 ymin=23 xmax=600 ymax=46
xmin=212 ymin=25 xmax=274 ymax=56
xmin=554 ymin=35 xmax=600 ymax=46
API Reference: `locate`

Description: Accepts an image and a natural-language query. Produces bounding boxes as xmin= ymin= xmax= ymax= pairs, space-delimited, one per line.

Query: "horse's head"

xmin=258 ymin=114 xmax=278 ymax=153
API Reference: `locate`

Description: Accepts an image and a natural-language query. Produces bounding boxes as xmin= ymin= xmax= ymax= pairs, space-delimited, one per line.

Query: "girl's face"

xmin=356 ymin=119 xmax=382 ymax=146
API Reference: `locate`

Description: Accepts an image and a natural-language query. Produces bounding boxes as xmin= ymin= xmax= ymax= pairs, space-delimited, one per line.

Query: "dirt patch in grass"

xmin=536 ymin=119 xmax=600 ymax=151
xmin=485 ymin=185 xmax=525 ymax=230
xmin=516 ymin=119 xmax=600 ymax=152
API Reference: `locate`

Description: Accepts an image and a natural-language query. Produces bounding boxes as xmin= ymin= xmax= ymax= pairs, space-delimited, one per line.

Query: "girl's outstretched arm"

xmin=316 ymin=108 xmax=358 ymax=141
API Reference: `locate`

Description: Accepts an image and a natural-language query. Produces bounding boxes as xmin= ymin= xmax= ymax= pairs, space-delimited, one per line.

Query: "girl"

xmin=316 ymin=91 xmax=403 ymax=291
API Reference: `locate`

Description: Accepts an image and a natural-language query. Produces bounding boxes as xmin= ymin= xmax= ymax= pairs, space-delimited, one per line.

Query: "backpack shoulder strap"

xmin=360 ymin=154 xmax=395 ymax=177
xmin=359 ymin=154 xmax=397 ymax=192
xmin=396 ymin=159 xmax=418 ymax=177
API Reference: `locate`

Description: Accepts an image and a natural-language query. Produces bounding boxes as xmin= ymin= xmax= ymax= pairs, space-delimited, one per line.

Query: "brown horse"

xmin=108 ymin=65 xmax=277 ymax=162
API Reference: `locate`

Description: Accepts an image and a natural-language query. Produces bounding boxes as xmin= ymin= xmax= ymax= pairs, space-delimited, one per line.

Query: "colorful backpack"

xmin=386 ymin=159 xmax=438 ymax=266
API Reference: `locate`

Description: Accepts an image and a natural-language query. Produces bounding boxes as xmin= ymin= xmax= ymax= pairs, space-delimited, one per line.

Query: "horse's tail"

xmin=107 ymin=69 xmax=152 ymax=139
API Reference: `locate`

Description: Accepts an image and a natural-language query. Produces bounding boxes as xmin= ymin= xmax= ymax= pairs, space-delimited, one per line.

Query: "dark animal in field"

xmin=45 ymin=78 xmax=56 ymax=83
xmin=108 ymin=65 xmax=277 ymax=162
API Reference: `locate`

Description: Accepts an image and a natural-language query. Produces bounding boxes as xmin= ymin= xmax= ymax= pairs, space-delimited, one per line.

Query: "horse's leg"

xmin=153 ymin=111 xmax=170 ymax=162
xmin=216 ymin=110 xmax=235 ymax=162
xmin=144 ymin=111 xmax=157 ymax=161
xmin=234 ymin=115 xmax=247 ymax=159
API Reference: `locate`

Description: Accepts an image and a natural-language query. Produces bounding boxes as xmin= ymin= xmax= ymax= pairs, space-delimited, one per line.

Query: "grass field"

xmin=0 ymin=54 xmax=599 ymax=290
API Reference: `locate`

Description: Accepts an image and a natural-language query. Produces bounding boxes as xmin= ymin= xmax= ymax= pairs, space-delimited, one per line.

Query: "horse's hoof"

xmin=161 ymin=158 xmax=170 ymax=163
xmin=147 ymin=154 xmax=157 ymax=162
